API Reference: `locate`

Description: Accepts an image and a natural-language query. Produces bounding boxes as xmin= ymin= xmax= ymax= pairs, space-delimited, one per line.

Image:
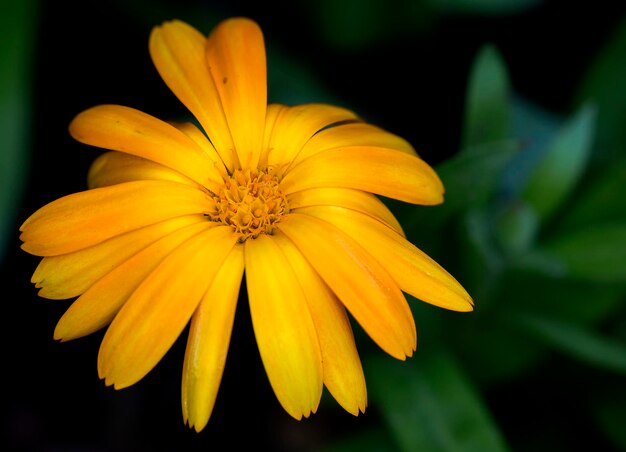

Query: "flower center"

xmin=208 ymin=168 xmax=289 ymax=242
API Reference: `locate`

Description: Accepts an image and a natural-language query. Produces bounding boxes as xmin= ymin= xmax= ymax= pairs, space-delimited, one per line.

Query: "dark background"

xmin=3 ymin=0 xmax=626 ymax=451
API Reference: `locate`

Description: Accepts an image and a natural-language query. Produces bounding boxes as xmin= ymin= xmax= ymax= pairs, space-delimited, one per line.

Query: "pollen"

xmin=208 ymin=167 xmax=289 ymax=241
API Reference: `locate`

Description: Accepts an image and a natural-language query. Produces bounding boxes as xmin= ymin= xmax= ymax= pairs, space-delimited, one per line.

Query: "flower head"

xmin=20 ymin=17 xmax=473 ymax=431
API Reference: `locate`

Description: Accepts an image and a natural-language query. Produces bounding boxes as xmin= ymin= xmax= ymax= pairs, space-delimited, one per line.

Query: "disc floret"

xmin=208 ymin=167 xmax=289 ymax=241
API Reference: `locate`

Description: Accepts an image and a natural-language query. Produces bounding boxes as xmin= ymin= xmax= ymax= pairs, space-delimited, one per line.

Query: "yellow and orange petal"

xmin=273 ymin=232 xmax=367 ymax=415
xmin=69 ymin=105 xmax=224 ymax=192
xmin=278 ymin=213 xmax=417 ymax=360
xmin=98 ymin=225 xmax=239 ymax=389
xmin=182 ymin=245 xmax=245 ymax=431
xmin=54 ymin=220 xmax=213 ymax=342
xmin=20 ymin=180 xmax=213 ymax=256
xmin=245 ymin=234 xmax=323 ymax=419
xmin=33 ymin=214 xmax=204 ymax=300
xmin=296 ymin=205 xmax=473 ymax=312
xmin=149 ymin=20 xmax=237 ymax=171
xmin=281 ymin=146 xmax=444 ymax=205
xmin=206 ymin=17 xmax=267 ymax=170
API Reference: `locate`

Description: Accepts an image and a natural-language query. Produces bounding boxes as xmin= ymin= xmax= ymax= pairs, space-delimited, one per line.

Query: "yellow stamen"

xmin=208 ymin=168 xmax=289 ymax=241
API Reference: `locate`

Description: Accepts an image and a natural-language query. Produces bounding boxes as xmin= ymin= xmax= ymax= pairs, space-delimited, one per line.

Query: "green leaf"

xmin=534 ymin=224 xmax=626 ymax=282
xmin=462 ymin=45 xmax=511 ymax=148
xmin=502 ymin=96 xmax=563 ymax=197
xmin=494 ymin=201 xmax=539 ymax=256
xmin=575 ymin=14 xmax=626 ymax=164
xmin=521 ymin=104 xmax=596 ymax=223
xmin=459 ymin=209 xmax=504 ymax=305
xmin=517 ymin=315 xmax=626 ymax=374
xmin=557 ymin=157 xmax=626 ymax=231
xmin=0 ymin=0 xmax=37 ymax=261
xmin=501 ymin=269 xmax=624 ymax=326
xmin=365 ymin=350 xmax=509 ymax=452
xmin=456 ymin=317 xmax=546 ymax=385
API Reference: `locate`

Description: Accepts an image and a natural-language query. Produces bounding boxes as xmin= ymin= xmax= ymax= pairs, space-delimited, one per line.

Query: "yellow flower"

xmin=19 ymin=17 xmax=473 ymax=431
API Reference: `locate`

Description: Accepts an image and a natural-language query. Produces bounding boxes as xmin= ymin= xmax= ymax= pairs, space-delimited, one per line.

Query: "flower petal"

xmin=265 ymin=104 xmax=358 ymax=169
xmin=278 ymin=213 xmax=416 ymax=360
xmin=299 ymin=206 xmax=474 ymax=312
xmin=273 ymin=233 xmax=367 ymax=415
xmin=88 ymin=152 xmax=198 ymax=189
xmin=20 ymin=180 xmax=213 ymax=256
xmin=182 ymin=245 xmax=244 ymax=432
xmin=69 ymin=104 xmax=223 ymax=192
xmin=244 ymin=234 xmax=322 ymax=419
xmin=260 ymin=103 xmax=288 ymax=167
xmin=54 ymin=221 xmax=214 ymax=341
xmin=206 ymin=17 xmax=266 ymax=170
xmin=170 ymin=121 xmax=224 ymax=170
xmin=98 ymin=225 xmax=239 ymax=389
xmin=149 ymin=20 xmax=236 ymax=171
xmin=33 ymin=215 xmax=204 ymax=300
xmin=293 ymin=121 xmax=417 ymax=168
xmin=281 ymin=146 xmax=444 ymax=205
xmin=288 ymin=187 xmax=404 ymax=236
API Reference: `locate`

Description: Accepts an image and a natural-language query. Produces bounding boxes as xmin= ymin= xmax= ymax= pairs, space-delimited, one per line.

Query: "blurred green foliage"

xmin=302 ymin=0 xmax=541 ymax=50
xmin=0 ymin=1 xmax=37 ymax=262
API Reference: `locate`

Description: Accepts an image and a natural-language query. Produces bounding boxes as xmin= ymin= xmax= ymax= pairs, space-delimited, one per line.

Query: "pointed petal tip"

xmin=111 ymin=379 xmax=132 ymax=390
xmin=345 ymin=402 xmax=368 ymax=417
xmin=53 ymin=321 xmax=86 ymax=342
xmin=446 ymin=292 xmax=475 ymax=312
xmin=283 ymin=404 xmax=319 ymax=421
xmin=185 ymin=418 xmax=208 ymax=433
xmin=99 ymin=371 xmax=127 ymax=390
xmin=340 ymin=400 xmax=368 ymax=417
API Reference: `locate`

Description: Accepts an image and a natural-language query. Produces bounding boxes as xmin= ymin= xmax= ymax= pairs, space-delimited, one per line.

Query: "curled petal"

xmin=20 ymin=180 xmax=213 ymax=256
xmin=206 ymin=18 xmax=266 ymax=170
xmin=245 ymin=234 xmax=322 ymax=419
xmin=282 ymin=146 xmax=444 ymax=205
xmin=278 ymin=213 xmax=416 ymax=360
xmin=98 ymin=226 xmax=239 ymax=389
